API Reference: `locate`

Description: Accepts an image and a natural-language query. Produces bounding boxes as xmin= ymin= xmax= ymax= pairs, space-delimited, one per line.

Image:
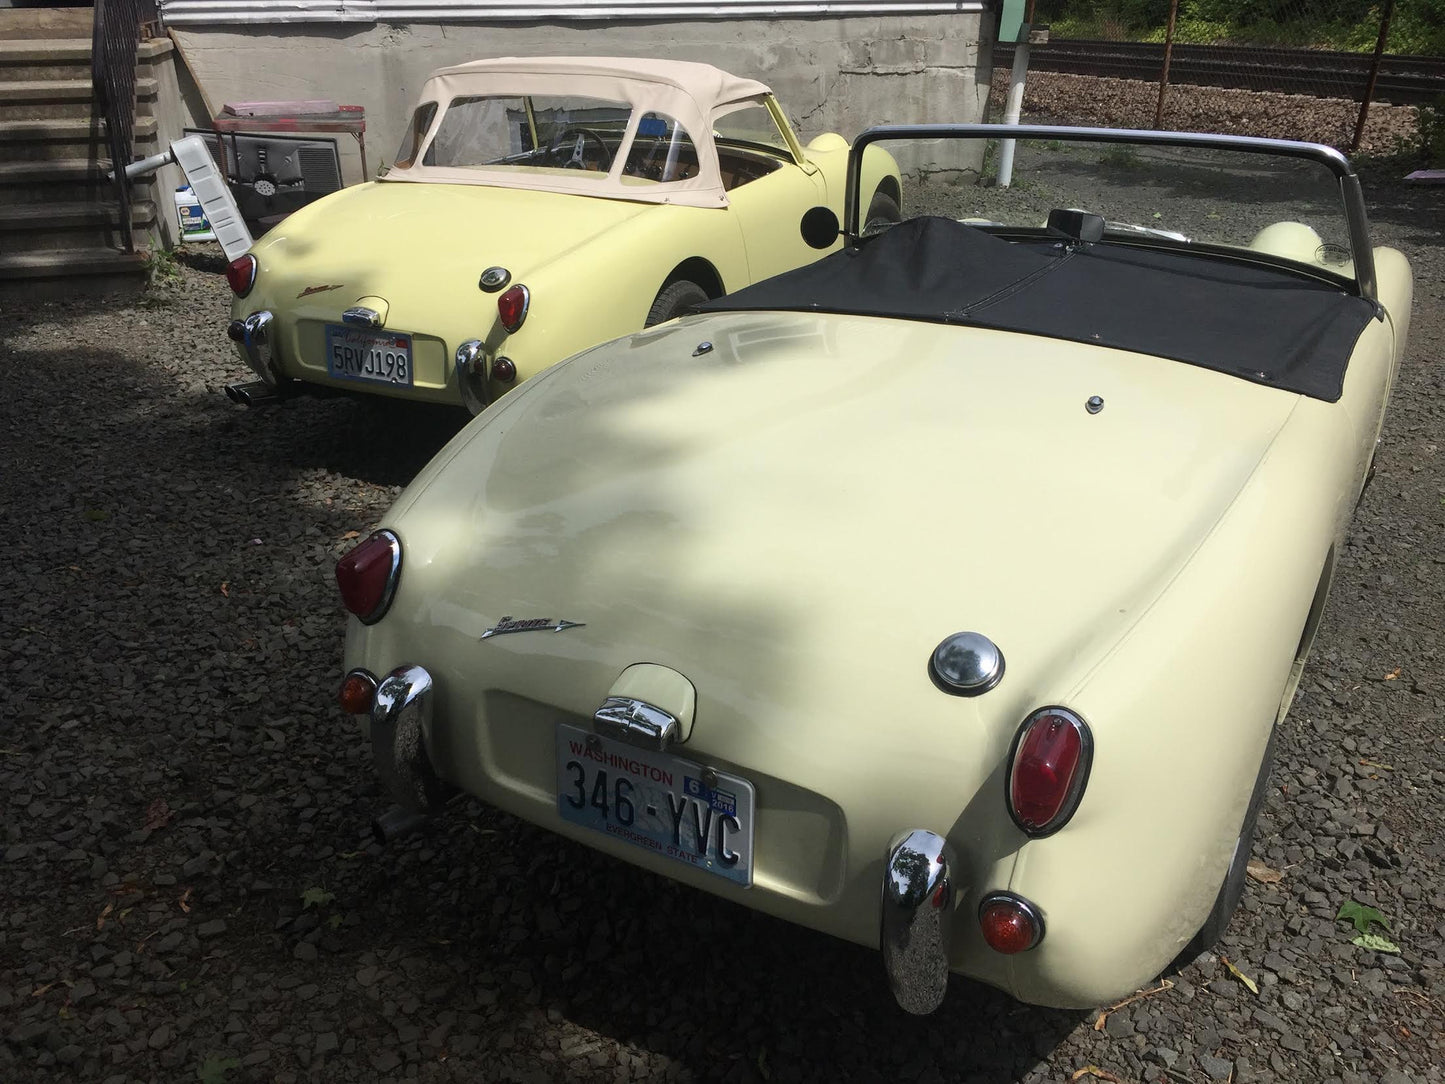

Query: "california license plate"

xmin=325 ymin=325 xmax=413 ymax=386
xmin=555 ymin=723 xmax=755 ymax=886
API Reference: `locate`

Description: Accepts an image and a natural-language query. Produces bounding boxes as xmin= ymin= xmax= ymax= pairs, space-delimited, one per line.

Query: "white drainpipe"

xmin=995 ymin=40 xmax=1030 ymax=188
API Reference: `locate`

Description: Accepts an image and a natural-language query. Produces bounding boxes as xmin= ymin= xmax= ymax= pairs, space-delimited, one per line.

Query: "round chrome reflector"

xmin=479 ymin=265 xmax=511 ymax=292
xmin=930 ymin=632 xmax=1004 ymax=696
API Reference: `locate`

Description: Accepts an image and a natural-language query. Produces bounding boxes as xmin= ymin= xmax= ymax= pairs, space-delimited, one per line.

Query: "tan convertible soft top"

xmin=384 ymin=56 xmax=781 ymax=207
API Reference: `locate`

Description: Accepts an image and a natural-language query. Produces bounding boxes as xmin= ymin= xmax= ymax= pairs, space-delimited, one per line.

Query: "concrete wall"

xmin=168 ymin=16 xmax=992 ymax=185
xmin=148 ymin=40 xmax=194 ymax=246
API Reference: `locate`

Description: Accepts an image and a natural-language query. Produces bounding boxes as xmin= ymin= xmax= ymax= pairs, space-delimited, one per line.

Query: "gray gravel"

xmin=988 ymin=70 xmax=1421 ymax=154
xmin=2 ymin=92 xmax=1443 ymax=1082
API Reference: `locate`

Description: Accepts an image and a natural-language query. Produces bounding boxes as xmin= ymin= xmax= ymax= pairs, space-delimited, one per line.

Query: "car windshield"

xmin=858 ymin=129 xmax=1360 ymax=287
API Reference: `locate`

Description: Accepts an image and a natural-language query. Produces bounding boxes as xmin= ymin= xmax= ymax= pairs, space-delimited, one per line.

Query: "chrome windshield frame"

xmin=844 ymin=123 xmax=1376 ymax=303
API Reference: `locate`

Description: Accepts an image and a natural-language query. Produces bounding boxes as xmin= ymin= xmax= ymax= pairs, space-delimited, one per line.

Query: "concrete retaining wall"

xmin=169 ymin=15 xmax=993 ymax=184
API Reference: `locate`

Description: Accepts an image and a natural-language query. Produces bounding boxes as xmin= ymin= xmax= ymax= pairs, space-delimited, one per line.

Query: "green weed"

xmin=144 ymin=247 xmax=183 ymax=289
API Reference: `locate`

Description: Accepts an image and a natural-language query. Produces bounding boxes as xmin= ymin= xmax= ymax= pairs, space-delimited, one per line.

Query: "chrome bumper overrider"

xmin=881 ymin=829 xmax=958 ymax=1014
xmin=454 ymin=339 xmax=490 ymax=414
xmin=228 ymin=310 xmax=277 ymax=387
xmin=371 ymin=664 xmax=451 ymax=814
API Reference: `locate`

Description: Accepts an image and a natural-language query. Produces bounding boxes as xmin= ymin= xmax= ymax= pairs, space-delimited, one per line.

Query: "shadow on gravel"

xmin=350 ymin=807 xmax=1087 ymax=1083
xmin=210 ymin=394 xmax=469 ymax=490
xmin=1356 ymin=178 xmax=1445 ymax=246
xmin=175 ymin=247 xmax=232 ymax=276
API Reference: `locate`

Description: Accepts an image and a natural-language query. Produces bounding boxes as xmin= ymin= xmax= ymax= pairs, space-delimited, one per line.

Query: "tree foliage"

xmin=1033 ymin=0 xmax=1445 ymax=54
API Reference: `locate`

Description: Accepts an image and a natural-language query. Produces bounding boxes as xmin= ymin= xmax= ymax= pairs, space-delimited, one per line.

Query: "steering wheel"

xmin=546 ymin=128 xmax=613 ymax=171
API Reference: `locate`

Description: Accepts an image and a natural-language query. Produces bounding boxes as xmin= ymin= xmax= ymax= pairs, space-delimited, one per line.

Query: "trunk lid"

xmin=378 ymin=310 xmax=1298 ymax=887
xmin=249 ymin=179 xmax=651 ymax=319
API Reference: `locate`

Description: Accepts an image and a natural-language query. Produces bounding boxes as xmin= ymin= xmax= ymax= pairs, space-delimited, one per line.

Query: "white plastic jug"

xmin=174 ymin=185 xmax=216 ymax=242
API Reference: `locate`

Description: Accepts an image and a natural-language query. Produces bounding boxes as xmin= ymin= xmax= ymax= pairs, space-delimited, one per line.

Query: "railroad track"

xmin=996 ymin=38 xmax=1445 ymax=106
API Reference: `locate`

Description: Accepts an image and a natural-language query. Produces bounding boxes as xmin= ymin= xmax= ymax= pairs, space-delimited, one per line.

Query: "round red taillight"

xmin=335 ymin=529 xmax=401 ymax=624
xmin=338 ymin=670 xmax=378 ymax=714
xmin=979 ymin=894 xmax=1043 ymax=954
xmin=226 ymin=254 xmax=257 ymax=297
xmin=492 ymin=356 xmax=517 ymax=383
xmin=1007 ymin=707 xmax=1091 ymax=835
xmin=497 ymin=284 xmax=529 ymax=333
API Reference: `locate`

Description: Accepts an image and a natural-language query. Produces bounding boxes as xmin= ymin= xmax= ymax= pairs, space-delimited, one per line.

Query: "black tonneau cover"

xmin=700 ymin=216 xmax=1376 ymax=401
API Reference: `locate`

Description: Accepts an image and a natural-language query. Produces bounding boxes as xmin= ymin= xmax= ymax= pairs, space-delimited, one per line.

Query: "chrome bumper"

xmin=454 ymin=339 xmax=490 ymax=415
xmin=881 ymin=829 xmax=958 ymax=1014
xmin=228 ymin=310 xmax=277 ymax=387
xmin=371 ymin=664 xmax=451 ymax=813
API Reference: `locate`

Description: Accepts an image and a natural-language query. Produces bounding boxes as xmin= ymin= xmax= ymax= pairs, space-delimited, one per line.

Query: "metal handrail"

xmin=91 ymin=0 xmax=160 ymax=254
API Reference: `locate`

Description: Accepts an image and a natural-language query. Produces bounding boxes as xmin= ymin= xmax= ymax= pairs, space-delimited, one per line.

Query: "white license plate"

xmin=555 ymin=723 xmax=755 ymax=886
xmin=325 ymin=325 xmax=413 ymax=386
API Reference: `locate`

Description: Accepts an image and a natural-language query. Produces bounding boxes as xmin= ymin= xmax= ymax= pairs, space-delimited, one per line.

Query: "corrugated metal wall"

xmin=161 ymin=0 xmax=985 ymax=26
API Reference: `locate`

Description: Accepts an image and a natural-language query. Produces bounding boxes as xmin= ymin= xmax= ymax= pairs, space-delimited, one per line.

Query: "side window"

xmin=712 ymin=102 xmax=791 ymax=156
xmin=622 ymin=113 xmax=700 ymax=183
xmin=393 ymin=102 xmax=437 ymax=169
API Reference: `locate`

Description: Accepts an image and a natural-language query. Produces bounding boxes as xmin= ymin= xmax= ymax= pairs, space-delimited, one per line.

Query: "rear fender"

xmin=1001 ymin=399 xmax=1358 ymax=1008
xmin=498 ymin=208 xmax=749 ymax=382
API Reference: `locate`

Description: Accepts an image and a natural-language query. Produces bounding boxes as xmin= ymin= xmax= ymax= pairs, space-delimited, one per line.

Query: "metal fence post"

xmin=1155 ymin=0 xmax=1180 ymax=129
xmin=1352 ymin=0 xmax=1397 ymax=152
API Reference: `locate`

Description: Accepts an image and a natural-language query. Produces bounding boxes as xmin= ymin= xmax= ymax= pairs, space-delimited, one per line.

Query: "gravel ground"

xmin=2 ymin=88 xmax=1444 ymax=1084
xmin=988 ymin=71 xmax=1422 ymax=154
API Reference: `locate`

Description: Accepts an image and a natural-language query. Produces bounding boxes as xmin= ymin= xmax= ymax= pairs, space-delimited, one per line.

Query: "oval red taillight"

xmin=979 ymin=894 xmax=1043 ymax=954
xmin=335 ymin=529 xmax=401 ymax=624
xmin=226 ymin=254 xmax=257 ymax=297
xmin=497 ymin=284 xmax=529 ymax=333
xmin=1007 ymin=707 xmax=1091 ymax=835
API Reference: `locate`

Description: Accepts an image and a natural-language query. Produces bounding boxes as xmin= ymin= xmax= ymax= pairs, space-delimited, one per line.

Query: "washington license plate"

xmin=325 ymin=325 xmax=413 ymax=386
xmin=555 ymin=723 xmax=755 ymax=886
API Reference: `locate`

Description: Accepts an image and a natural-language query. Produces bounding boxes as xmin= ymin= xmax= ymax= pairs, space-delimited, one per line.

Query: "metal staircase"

xmin=0 ymin=6 xmax=168 ymax=296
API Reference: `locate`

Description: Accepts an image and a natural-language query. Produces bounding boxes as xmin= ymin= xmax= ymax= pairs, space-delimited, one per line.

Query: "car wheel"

xmin=1171 ymin=728 xmax=1276 ymax=969
xmin=863 ymin=190 xmax=902 ymax=237
xmin=645 ymin=279 xmax=709 ymax=327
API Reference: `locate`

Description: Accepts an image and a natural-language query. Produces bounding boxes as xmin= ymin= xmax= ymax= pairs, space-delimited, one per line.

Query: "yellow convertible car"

xmin=223 ymin=55 xmax=901 ymax=412
xmin=332 ymin=125 xmax=1411 ymax=1012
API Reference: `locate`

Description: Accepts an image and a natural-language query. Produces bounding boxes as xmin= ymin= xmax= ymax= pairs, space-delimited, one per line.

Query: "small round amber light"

xmin=979 ymin=895 xmax=1043 ymax=954
xmin=338 ymin=670 xmax=377 ymax=715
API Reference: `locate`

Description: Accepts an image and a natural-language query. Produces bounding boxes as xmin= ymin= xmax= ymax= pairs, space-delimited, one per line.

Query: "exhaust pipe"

xmin=224 ymin=380 xmax=276 ymax=406
xmin=371 ymin=805 xmax=430 ymax=845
